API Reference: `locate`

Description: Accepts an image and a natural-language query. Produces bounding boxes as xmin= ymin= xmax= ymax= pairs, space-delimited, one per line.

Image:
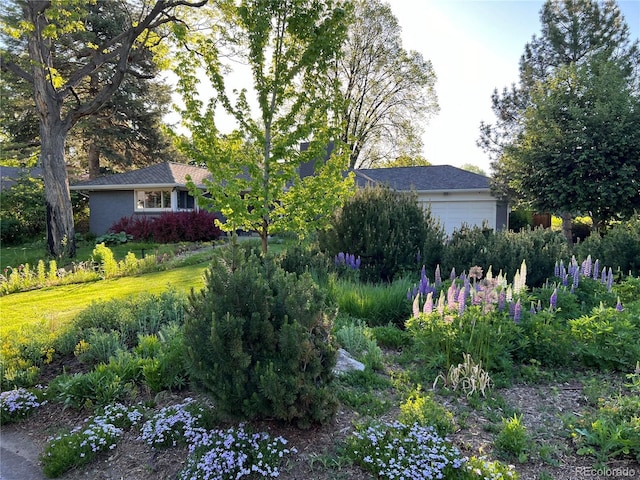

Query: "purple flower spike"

xmin=530 ymin=302 xmax=536 ymax=315
xmin=498 ymin=291 xmax=506 ymax=311
xmin=435 ymin=265 xmax=442 ymax=286
xmin=554 ymin=261 xmax=560 ymax=278
xmin=513 ymin=299 xmax=522 ymax=323
xmin=607 ymin=267 xmax=614 ymax=291
xmin=549 ymin=288 xmax=557 ymax=311
xmin=592 ymin=259 xmax=599 ymax=280
xmin=616 ymin=298 xmax=624 ymax=312
xmin=458 ymin=289 xmax=466 ymax=316
xmin=450 ymin=267 xmax=456 ymax=281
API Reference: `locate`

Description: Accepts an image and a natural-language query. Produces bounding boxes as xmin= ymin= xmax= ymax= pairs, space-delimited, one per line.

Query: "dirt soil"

xmin=3 ymin=377 xmax=639 ymax=480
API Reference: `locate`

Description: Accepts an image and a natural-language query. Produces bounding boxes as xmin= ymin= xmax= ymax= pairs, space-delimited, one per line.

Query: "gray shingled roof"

xmin=354 ymin=165 xmax=489 ymax=191
xmin=0 ymin=165 xmax=43 ymax=192
xmin=70 ymin=162 xmax=211 ymax=189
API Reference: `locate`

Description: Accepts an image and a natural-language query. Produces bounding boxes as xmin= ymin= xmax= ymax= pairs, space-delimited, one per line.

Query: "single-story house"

xmin=70 ymin=162 xmax=211 ymax=235
xmin=353 ymin=165 xmax=508 ymax=236
xmin=0 ymin=165 xmax=43 ymax=192
xmin=71 ymin=162 xmax=508 ymax=236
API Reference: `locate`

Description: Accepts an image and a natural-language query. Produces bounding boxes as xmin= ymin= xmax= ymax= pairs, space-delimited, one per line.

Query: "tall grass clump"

xmin=319 ymin=185 xmax=445 ymax=283
xmin=327 ymin=276 xmax=412 ymax=327
xmin=184 ymin=244 xmax=338 ymax=428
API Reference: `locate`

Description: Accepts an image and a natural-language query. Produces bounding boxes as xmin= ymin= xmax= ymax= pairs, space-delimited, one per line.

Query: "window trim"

xmin=134 ymin=189 xmax=173 ymax=212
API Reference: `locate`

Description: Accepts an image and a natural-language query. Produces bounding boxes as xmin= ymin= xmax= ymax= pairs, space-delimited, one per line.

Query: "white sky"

xmin=387 ymin=0 xmax=640 ymax=175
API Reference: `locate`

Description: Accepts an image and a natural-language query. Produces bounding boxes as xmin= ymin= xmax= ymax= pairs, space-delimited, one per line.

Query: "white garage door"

xmin=424 ymin=201 xmax=496 ymax=235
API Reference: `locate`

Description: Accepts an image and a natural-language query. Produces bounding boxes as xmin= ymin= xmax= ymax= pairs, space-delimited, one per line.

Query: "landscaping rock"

xmin=334 ymin=348 xmax=365 ymax=374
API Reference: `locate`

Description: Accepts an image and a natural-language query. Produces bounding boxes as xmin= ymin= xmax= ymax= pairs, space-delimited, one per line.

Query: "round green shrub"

xmin=319 ymin=185 xmax=445 ymax=283
xmin=184 ymin=245 xmax=338 ymax=428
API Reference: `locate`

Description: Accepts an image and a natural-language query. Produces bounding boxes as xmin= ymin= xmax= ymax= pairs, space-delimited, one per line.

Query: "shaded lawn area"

xmin=0 ymin=262 xmax=208 ymax=336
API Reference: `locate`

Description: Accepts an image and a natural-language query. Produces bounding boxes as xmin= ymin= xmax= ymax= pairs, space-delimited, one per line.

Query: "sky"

xmin=386 ymin=0 xmax=640 ymax=175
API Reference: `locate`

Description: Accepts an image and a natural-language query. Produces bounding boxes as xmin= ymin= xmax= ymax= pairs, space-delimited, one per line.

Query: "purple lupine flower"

xmin=355 ymin=256 xmax=361 ymax=269
xmin=581 ymin=255 xmax=592 ymax=277
xmin=338 ymin=252 xmax=345 ymax=264
xmin=600 ymin=266 xmax=607 ymax=284
xmin=457 ymin=288 xmax=466 ymax=316
xmin=554 ymin=261 xmax=560 ymax=278
xmin=407 ymin=289 xmax=412 ymax=301
xmin=449 ymin=267 xmax=456 ymax=281
xmin=509 ymin=300 xmax=515 ymax=317
xmin=616 ymin=298 xmax=624 ymax=312
xmin=498 ymin=290 xmax=506 ymax=311
xmin=607 ymin=267 xmax=614 ymax=291
xmin=562 ymin=272 xmax=569 ymax=287
xmin=530 ymin=302 xmax=537 ymax=315
xmin=435 ymin=265 xmax=442 ymax=286
xmin=572 ymin=270 xmax=580 ymax=288
xmin=549 ymin=288 xmax=557 ymax=311
xmin=513 ymin=299 xmax=522 ymax=323
xmin=592 ymin=259 xmax=599 ymax=280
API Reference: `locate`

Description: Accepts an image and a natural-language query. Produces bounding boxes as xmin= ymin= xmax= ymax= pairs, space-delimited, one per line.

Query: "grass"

xmin=0 ymin=261 xmax=208 ymax=336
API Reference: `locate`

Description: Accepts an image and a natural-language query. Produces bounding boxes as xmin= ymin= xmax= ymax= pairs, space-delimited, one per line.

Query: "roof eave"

xmin=69 ymin=183 xmax=192 ymax=191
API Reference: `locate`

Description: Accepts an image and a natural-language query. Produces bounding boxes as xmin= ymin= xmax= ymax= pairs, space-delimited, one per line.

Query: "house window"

xmin=135 ymin=190 xmax=171 ymax=211
xmin=177 ymin=190 xmax=195 ymax=210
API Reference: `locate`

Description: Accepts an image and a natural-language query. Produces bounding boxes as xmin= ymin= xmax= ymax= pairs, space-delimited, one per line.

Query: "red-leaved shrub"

xmin=109 ymin=211 xmax=222 ymax=243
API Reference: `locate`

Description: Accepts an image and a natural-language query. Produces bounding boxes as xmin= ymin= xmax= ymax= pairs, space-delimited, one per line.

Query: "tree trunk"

xmin=561 ymin=212 xmax=573 ymax=245
xmin=87 ymin=139 xmax=100 ymax=179
xmin=40 ymin=120 xmax=76 ymax=258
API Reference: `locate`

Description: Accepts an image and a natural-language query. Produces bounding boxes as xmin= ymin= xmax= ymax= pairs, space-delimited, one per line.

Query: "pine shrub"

xmin=184 ymin=245 xmax=338 ymax=428
xmin=319 ymin=185 xmax=445 ymax=283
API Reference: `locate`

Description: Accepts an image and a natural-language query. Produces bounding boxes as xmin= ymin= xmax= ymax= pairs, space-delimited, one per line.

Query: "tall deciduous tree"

xmin=0 ymin=0 xmax=206 ymax=258
xmin=478 ymin=0 xmax=639 ymax=236
xmin=1 ymin=1 xmax=177 ymax=177
xmin=505 ymin=55 xmax=640 ymax=230
xmin=175 ymin=0 xmax=354 ymax=254
xmin=337 ymin=0 xmax=439 ymax=169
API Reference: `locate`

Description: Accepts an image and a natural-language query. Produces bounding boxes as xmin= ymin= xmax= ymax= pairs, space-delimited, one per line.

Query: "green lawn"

xmin=0 ymin=262 xmax=208 ymax=336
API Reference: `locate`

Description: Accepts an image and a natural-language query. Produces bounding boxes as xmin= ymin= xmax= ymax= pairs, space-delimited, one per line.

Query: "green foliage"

xmin=494 ymin=414 xmax=530 ymax=462
xmin=371 ymin=324 xmax=412 ymax=349
xmin=327 ymin=276 xmax=412 ymax=327
xmin=95 ymin=232 xmax=133 ymax=246
xmin=614 ymin=276 xmax=640 ymax=306
xmin=442 ymin=225 xmax=570 ymax=287
xmin=398 ymin=386 xmax=456 ymax=436
xmin=514 ymin=311 xmax=575 ymax=368
xmin=49 ymin=361 xmax=137 ymax=410
xmin=92 ymin=243 xmax=119 ymax=278
xmin=335 ymin=320 xmax=383 ymax=370
xmin=570 ymin=307 xmax=640 ymax=371
xmin=40 ymin=403 xmax=142 ymax=478
xmin=137 ymin=323 xmax=189 ymax=393
xmin=73 ymin=329 xmax=125 ymax=366
xmin=0 ymin=175 xmax=46 ymax=244
xmin=277 ymin=242 xmax=332 ymax=285
xmin=335 ymin=368 xmax=394 ymax=417
xmin=407 ymin=308 xmax=519 ymax=376
xmin=185 ymin=246 xmax=337 ymax=427
xmin=320 ymin=185 xmax=445 ymax=282
xmin=175 ymin=0 xmax=352 ymax=253
xmin=575 ymin=215 xmax=640 ymax=276
xmin=508 ymin=209 xmax=533 ymax=232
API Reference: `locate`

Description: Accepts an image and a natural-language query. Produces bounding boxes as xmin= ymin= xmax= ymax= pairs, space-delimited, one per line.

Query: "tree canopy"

xmin=174 ymin=0 xmax=354 ymax=254
xmin=479 ymin=0 xmax=640 ymax=233
xmin=336 ymin=0 xmax=439 ymax=169
xmin=0 ymin=0 xmax=206 ymax=258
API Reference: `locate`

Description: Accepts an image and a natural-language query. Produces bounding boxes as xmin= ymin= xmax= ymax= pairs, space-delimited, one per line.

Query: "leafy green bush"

xmin=514 ymin=311 xmax=575 ymax=368
xmin=73 ymin=329 xmax=125 ymax=366
xmin=570 ymin=307 xmax=640 ymax=371
xmin=136 ymin=323 xmax=189 ymax=393
xmin=372 ymin=324 xmax=412 ymax=349
xmin=91 ymin=243 xmax=119 ymax=278
xmin=335 ymin=320 xmax=383 ymax=370
xmin=575 ymin=215 xmax=640 ymax=277
xmin=278 ymin=241 xmax=332 ymax=284
xmin=184 ymin=245 xmax=337 ymax=427
xmin=442 ymin=226 xmax=570 ymax=287
xmin=399 ymin=387 xmax=456 ymax=436
xmin=319 ymin=185 xmax=445 ymax=283
xmin=494 ymin=414 xmax=530 ymax=462
xmin=0 ymin=174 xmax=46 ymax=244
